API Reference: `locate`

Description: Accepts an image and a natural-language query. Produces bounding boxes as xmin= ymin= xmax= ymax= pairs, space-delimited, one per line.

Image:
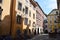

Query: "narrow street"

xmin=28 ymin=34 xmax=60 ymax=40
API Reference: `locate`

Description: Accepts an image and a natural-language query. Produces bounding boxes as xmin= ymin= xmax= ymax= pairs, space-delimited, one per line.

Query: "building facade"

xmin=35 ymin=2 xmax=45 ymax=34
xmin=0 ymin=0 xmax=12 ymax=36
xmin=0 ymin=0 xmax=37 ymax=37
xmin=57 ymin=0 xmax=60 ymax=33
xmin=57 ymin=0 xmax=60 ymax=10
xmin=43 ymin=16 xmax=48 ymax=33
xmin=47 ymin=9 xmax=59 ymax=33
xmin=16 ymin=0 xmax=37 ymax=32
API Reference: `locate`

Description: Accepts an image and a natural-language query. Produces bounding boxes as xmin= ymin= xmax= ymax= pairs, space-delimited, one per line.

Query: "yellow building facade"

xmin=47 ymin=9 xmax=59 ymax=33
xmin=15 ymin=0 xmax=37 ymax=34
xmin=0 ymin=0 xmax=37 ymax=37
xmin=0 ymin=0 xmax=12 ymax=35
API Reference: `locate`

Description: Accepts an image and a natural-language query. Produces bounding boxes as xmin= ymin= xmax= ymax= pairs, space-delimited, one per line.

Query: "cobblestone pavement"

xmin=27 ymin=34 xmax=60 ymax=40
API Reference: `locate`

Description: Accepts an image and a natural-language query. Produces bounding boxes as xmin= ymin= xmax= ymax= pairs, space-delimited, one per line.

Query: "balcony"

xmin=16 ymin=12 xmax=25 ymax=19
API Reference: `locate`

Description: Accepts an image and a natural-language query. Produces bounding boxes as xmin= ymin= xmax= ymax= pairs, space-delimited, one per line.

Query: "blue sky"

xmin=35 ymin=0 xmax=57 ymax=15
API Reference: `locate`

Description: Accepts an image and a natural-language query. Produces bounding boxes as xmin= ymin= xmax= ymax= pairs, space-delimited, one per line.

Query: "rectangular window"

xmin=26 ymin=0 xmax=28 ymax=3
xmin=0 ymin=7 xmax=3 ymax=22
xmin=29 ymin=11 xmax=31 ymax=17
xmin=18 ymin=2 xmax=22 ymax=11
xmin=25 ymin=6 xmax=28 ymax=14
xmin=29 ymin=20 xmax=31 ymax=26
xmin=56 ymin=11 xmax=58 ymax=15
xmin=54 ymin=20 xmax=57 ymax=23
xmin=0 ymin=0 xmax=2 ymax=3
xmin=17 ymin=15 xmax=22 ymax=24
xmin=33 ymin=14 xmax=35 ymax=19
xmin=44 ymin=20 xmax=48 ymax=23
xmin=33 ymin=22 xmax=35 ymax=27
xmin=24 ymin=18 xmax=28 ymax=25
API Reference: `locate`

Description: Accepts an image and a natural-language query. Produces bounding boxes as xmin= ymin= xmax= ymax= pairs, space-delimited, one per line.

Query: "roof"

xmin=48 ymin=9 xmax=58 ymax=16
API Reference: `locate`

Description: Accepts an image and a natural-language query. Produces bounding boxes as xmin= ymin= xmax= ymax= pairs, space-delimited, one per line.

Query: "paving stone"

xmin=28 ymin=34 xmax=60 ymax=40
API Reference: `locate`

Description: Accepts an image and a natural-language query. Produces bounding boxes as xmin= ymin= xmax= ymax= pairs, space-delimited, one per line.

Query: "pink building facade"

xmin=36 ymin=2 xmax=45 ymax=34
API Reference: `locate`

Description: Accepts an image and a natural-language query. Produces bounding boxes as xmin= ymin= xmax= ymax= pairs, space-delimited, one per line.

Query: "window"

xmin=33 ymin=14 xmax=35 ymax=19
xmin=18 ymin=2 xmax=22 ymax=11
xmin=25 ymin=6 xmax=28 ymax=14
xmin=56 ymin=11 xmax=58 ymax=15
xmin=0 ymin=7 xmax=3 ymax=15
xmin=26 ymin=0 xmax=28 ymax=3
xmin=29 ymin=20 xmax=31 ymax=26
xmin=24 ymin=18 xmax=28 ymax=25
xmin=54 ymin=20 xmax=57 ymax=23
xmin=44 ymin=20 xmax=48 ymax=23
xmin=33 ymin=6 xmax=35 ymax=10
xmin=0 ymin=7 xmax=3 ymax=22
xmin=33 ymin=22 xmax=35 ymax=27
xmin=0 ymin=0 xmax=2 ymax=3
xmin=29 ymin=11 xmax=31 ymax=17
xmin=17 ymin=15 xmax=22 ymax=24
xmin=23 ymin=8 xmax=25 ymax=13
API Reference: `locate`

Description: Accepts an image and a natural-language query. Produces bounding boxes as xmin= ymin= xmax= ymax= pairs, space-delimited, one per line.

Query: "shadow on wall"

xmin=0 ymin=15 xmax=11 ymax=35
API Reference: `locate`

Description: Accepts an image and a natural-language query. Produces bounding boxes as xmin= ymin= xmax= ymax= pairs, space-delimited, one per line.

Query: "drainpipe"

xmin=10 ymin=0 xmax=16 ymax=37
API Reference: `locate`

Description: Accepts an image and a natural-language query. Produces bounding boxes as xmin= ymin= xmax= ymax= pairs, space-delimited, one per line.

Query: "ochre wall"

xmin=0 ymin=0 xmax=11 ymax=35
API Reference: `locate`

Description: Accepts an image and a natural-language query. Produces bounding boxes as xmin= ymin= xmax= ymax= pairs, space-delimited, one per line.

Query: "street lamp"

xmin=0 ymin=6 xmax=3 ymax=22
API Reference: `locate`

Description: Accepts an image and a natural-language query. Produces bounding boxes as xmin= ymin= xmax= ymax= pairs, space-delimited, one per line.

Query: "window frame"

xmin=16 ymin=15 xmax=22 ymax=24
xmin=18 ymin=2 xmax=22 ymax=11
xmin=29 ymin=11 xmax=31 ymax=17
xmin=24 ymin=18 xmax=28 ymax=25
xmin=33 ymin=14 xmax=35 ymax=19
xmin=0 ymin=0 xmax=2 ymax=3
xmin=29 ymin=20 xmax=31 ymax=26
xmin=56 ymin=11 xmax=58 ymax=15
xmin=32 ymin=22 xmax=35 ymax=27
xmin=25 ymin=6 xmax=28 ymax=14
